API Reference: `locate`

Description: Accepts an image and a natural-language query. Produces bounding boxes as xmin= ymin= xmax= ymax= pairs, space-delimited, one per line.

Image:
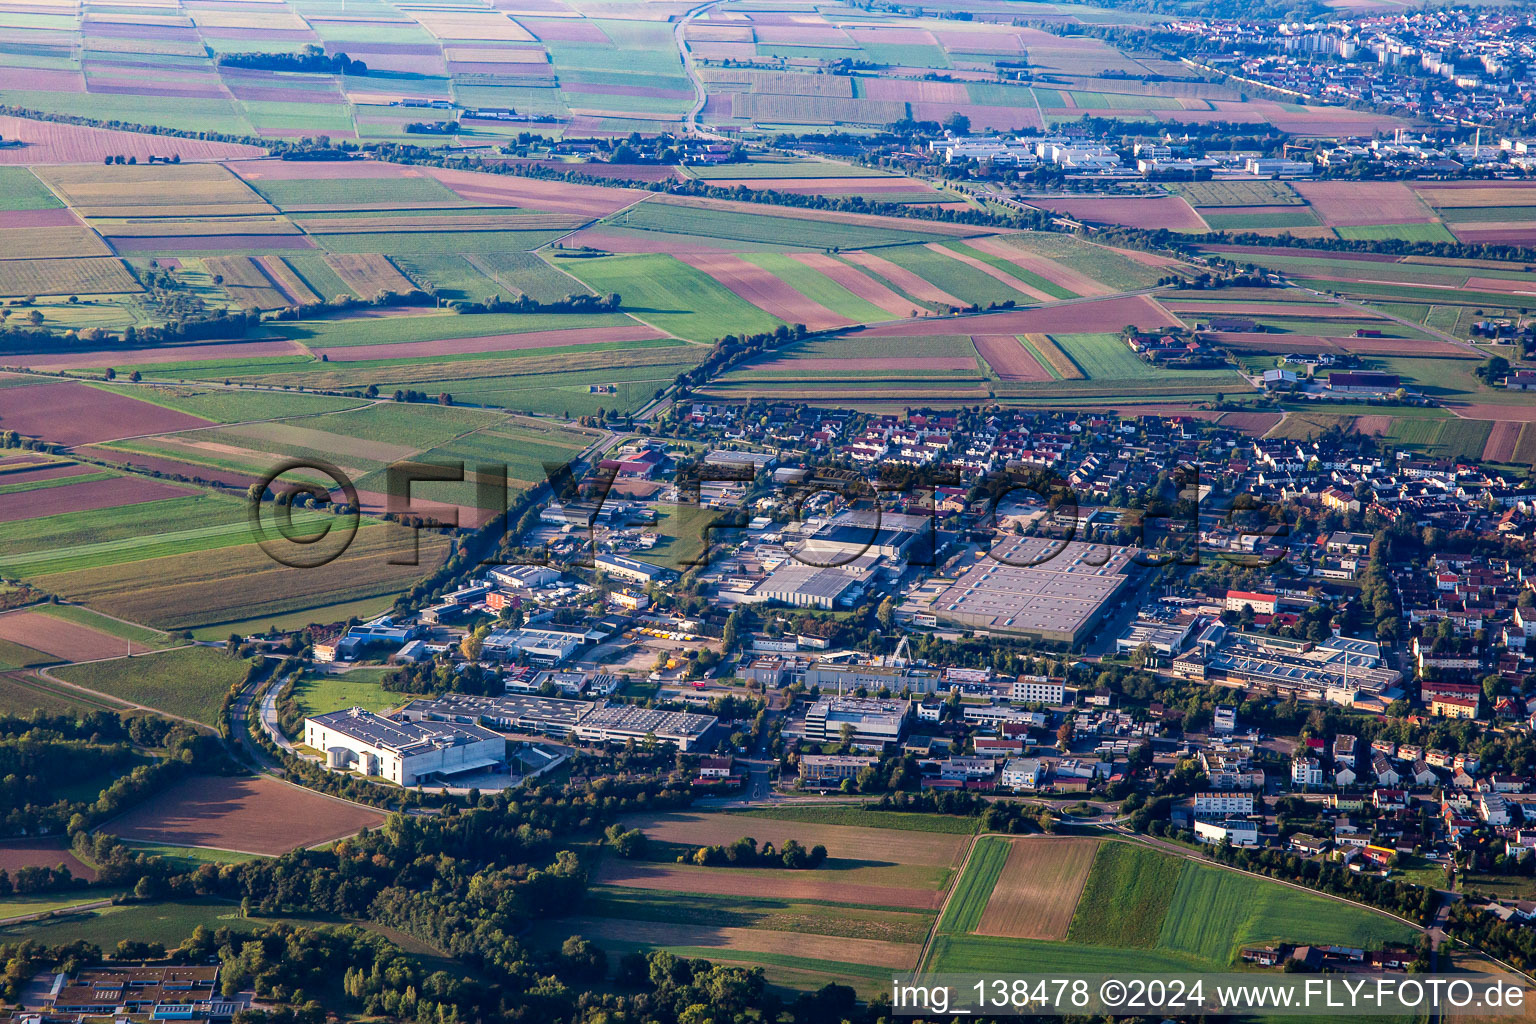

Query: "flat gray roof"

xmin=309 ymin=708 xmax=501 ymax=753
xmin=930 ymin=538 xmax=1135 ymax=636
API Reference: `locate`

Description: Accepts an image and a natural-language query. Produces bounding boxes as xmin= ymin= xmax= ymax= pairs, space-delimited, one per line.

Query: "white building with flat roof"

xmin=306 ymin=707 xmax=505 ymax=787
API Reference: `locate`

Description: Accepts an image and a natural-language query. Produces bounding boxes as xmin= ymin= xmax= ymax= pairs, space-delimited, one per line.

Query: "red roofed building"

xmin=1225 ymin=590 xmax=1278 ymax=615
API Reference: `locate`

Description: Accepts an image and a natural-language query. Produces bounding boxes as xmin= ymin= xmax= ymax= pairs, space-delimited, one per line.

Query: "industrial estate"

xmin=1 ymin=0 xmax=1536 ymax=1019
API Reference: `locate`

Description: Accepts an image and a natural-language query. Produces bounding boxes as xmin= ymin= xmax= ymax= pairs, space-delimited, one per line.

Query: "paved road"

xmin=675 ymin=0 xmax=727 ymax=135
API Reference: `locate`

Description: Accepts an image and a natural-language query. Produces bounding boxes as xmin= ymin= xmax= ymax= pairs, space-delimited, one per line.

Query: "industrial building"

xmin=400 ymin=692 xmax=589 ymax=737
xmin=749 ymin=553 xmax=879 ymax=609
xmin=398 ymin=693 xmax=719 ymax=751
xmin=927 ymin=538 xmax=1137 ymax=646
xmin=480 ymin=626 xmax=587 ymax=665
xmin=595 ymin=552 xmax=674 ymax=583
xmin=800 ymin=754 xmax=877 ymax=788
xmin=574 ymin=702 xmax=718 ymax=750
xmin=305 ymin=708 xmax=507 ymax=787
xmin=802 ymin=696 xmax=910 ymax=748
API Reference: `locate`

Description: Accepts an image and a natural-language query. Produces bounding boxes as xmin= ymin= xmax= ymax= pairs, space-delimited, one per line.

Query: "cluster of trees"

xmin=446 ymin=292 xmax=621 ymax=315
xmin=218 ymin=45 xmax=368 ymax=75
xmin=682 ymin=835 xmax=828 ymax=869
xmin=0 ymin=712 xmax=225 ymax=840
xmin=259 ymin=288 xmax=432 ymax=323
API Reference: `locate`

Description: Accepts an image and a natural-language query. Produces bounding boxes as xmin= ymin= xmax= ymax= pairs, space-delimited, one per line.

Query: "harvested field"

xmin=1463 ymin=276 xmax=1536 ymax=298
xmin=593 ymin=859 xmax=944 ymax=910
xmin=0 ymin=838 xmax=96 ymax=881
xmin=1515 ymin=424 xmax=1536 ymax=464
xmin=1021 ymin=334 xmax=1085 ymax=380
xmin=0 ymin=115 xmax=262 ymax=165
xmin=557 ymin=915 xmax=920 ymax=970
xmin=325 ymin=254 xmax=416 ymax=297
xmin=1028 ymin=195 xmax=1206 ymax=232
xmin=256 ymin=256 xmax=321 ymax=306
xmin=0 ymin=209 xmax=78 ymax=228
xmin=787 ymin=253 xmax=918 ymax=317
xmin=1447 ymin=403 xmax=1536 ymax=423
xmin=102 ymin=774 xmax=385 ymax=855
xmin=112 ymin=235 xmax=315 ymax=254
xmin=1414 ymin=182 xmax=1536 ymax=208
xmin=0 ymin=226 xmax=110 ymax=258
xmin=205 ymin=255 xmax=290 ymax=310
xmin=842 ymin=250 xmax=962 ymax=307
xmin=677 ymin=253 xmax=851 ymax=331
xmin=622 ymin=810 xmax=970 ymax=869
xmin=35 ymin=163 xmax=272 ymax=218
xmin=323 ymin=323 xmax=667 ymax=361
xmin=976 ymin=837 xmax=1097 ymax=940
xmin=11 ymin=338 xmax=306 ymax=372
xmin=974 ymin=335 xmax=1051 ymax=381
xmin=1291 ymin=181 xmax=1431 ymax=226
xmin=0 ymin=475 xmax=195 ymax=524
xmin=0 ymin=609 xmax=151 ymax=661
xmin=1485 ymin=421 xmax=1522 ymax=463
xmin=1353 ymin=414 xmax=1394 ymax=436
xmin=0 ymin=257 xmax=140 ymax=298
xmin=425 ymin=167 xmax=642 ymax=216
xmin=0 ymin=380 xmax=211 ymax=446
xmin=1215 ymin=411 xmax=1285 ymax=435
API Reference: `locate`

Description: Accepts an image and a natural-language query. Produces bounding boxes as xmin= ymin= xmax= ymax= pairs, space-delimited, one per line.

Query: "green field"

xmin=119 ymin=841 xmax=269 ymax=867
xmin=0 ymin=494 xmax=272 ymax=579
xmin=52 ymin=646 xmax=251 ymax=725
xmin=1157 ymin=862 xmax=1417 ymax=963
xmin=1049 ymin=333 xmax=1149 ymax=379
xmin=609 ymin=200 xmax=950 ymax=249
xmin=943 ymin=241 xmax=1075 ymax=299
xmin=92 ymin=384 xmax=368 ymax=422
xmin=740 ymin=253 xmax=896 ymax=322
xmin=936 ymin=836 xmax=1007 ymax=935
xmin=561 ymin=253 xmax=784 ymax=342
xmin=1334 ymin=223 xmax=1458 ymax=244
xmin=1066 ymin=842 xmax=1182 ymax=948
xmin=875 ymin=243 xmax=1036 ymax=307
xmin=244 ymin=176 xmax=463 ymax=210
xmin=0 ymin=166 xmax=65 ymax=210
xmin=932 ymin=841 xmax=1420 ymax=975
xmin=275 ymin=310 xmax=637 ymax=350
xmin=1201 ymin=209 xmax=1321 ymax=231
xmin=468 ymin=251 xmax=592 ymax=303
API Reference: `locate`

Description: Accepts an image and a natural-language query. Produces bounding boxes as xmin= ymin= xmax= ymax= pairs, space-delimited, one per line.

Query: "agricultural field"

xmin=51 ymin=645 xmax=251 ymax=725
xmin=548 ymin=808 xmax=973 ymax=995
xmin=102 ymin=774 xmax=387 ymax=855
xmin=928 ymin=840 xmax=1419 ymax=975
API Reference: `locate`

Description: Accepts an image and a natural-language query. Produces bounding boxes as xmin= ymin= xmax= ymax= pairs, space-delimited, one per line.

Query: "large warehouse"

xmin=305 ymin=708 xmax=507 ymax=787
xmin=927 ymin=537 xmax=1138 ymax=646
xmin=398 ymin=693 xmax=721 ymax=751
